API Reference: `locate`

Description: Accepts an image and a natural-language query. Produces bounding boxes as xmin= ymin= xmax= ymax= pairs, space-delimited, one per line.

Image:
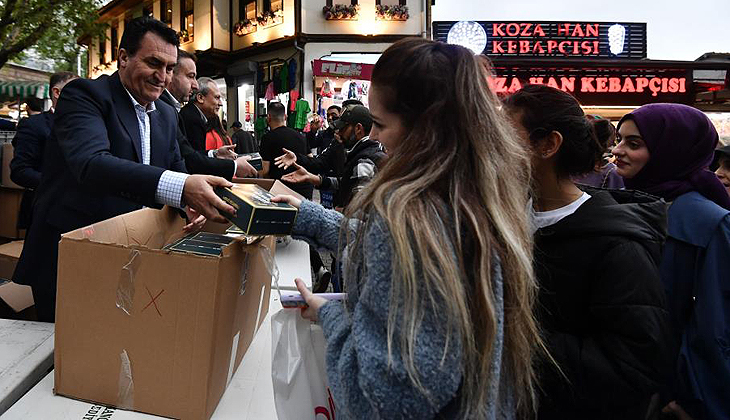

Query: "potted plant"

xmin=234 ymin=18 xmax=257 ymax=36
xmin=322 ymin=4 xmax=359 ymax=20
xmin=257 ymin=7 xmax=284 ymax=28
xmin=376 ymin=4 xmax=409 ymax=21
xmin=178 ymin=29 xmax=190 ymax=42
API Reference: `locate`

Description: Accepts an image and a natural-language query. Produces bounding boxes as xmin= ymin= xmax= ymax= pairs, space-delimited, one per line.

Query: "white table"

xmin=273 ymin=238 xmax=312 ymax=291
xmin=1 ymin=238 xmax=310 ymax=419
xmin=0 ymin=320 xmax=54 ymax=415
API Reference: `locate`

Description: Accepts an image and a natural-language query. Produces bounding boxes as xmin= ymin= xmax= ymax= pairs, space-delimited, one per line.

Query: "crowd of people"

xmin=5 ymin=15 xmax=730 ymax=420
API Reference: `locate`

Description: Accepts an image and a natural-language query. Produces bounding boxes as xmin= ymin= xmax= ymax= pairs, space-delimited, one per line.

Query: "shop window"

xmin=239 ymin=0 xmax=256 ymax=21
xmin=160 ymin=0 xmax=173 ymax=25
xmin=258 ymin=0 xmax=283 ymax=28
xmin=142 ymin=2 xmax=153 ymax=18
xmin=180 ymin=0 xmax=194 ymax=43
xmin=98 ymin=36 xmax=106 ymax=64
xmin=326 ymin=0 xmax=359 ymax=5
xmin=110 ymin=22 xmax=118 ymax=61
xmin=376 ymin=0 xmax=406 ymax=5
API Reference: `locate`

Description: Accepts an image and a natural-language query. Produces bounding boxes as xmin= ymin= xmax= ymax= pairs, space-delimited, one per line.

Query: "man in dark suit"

xmin=179 ymin=77 xmax=232 ymax=157
xmin=160 ymin=50 xmax=255 ymax=179
xmin=10 ymin=71 xmax=78 ymax=229
xmin=12 ymin=17 xmax=235 ymax=322
xmin=231 ymin=121 xmax=258 ymax=154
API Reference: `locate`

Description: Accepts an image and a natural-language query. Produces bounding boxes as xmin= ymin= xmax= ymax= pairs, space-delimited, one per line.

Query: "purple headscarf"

xmin=618 ymin=103 xmax=730 ymax=210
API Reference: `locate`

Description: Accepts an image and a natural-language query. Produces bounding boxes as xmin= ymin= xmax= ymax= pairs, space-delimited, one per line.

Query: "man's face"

xmin=196 ymin=82 xmax=222 ymax=118
xmin=168 ymin=57 xmax=198 ymax=102
xmin=327 ymin=108 xmax=340 ymax=126
xmin=118 ymin=32 xmax=177 ymax=106
xmin=715 ymin=155 xmax=730 ymax=195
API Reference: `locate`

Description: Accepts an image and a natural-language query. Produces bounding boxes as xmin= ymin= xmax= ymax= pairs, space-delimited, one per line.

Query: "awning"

xmin=0 ymin=81 xmax=50 ymax=99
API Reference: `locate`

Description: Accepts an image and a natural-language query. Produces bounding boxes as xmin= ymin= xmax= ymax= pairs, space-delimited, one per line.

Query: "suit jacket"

xmin=10 ymin=111 xmax=53 ymax=189
xmin=10 ymin=111 xmax=53 ymax=228
xmin=159 ymin=90 xmax=234 ymax=179
xmin=13 ymin=72 xmax=186 ymax=290
xmin=179 ymin=101 xmax=207 ymax=153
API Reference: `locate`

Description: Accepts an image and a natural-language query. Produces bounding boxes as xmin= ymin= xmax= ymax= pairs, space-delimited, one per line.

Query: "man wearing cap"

xmin=281 ymin=104 xmax=386 ymax=210
xmin=231 ymin=121 xmax=257 ymax=154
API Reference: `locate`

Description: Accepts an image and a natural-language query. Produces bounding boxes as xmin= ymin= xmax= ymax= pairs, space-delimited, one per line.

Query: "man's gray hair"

xmin=192 ymin=77 xmax=217 ymax=100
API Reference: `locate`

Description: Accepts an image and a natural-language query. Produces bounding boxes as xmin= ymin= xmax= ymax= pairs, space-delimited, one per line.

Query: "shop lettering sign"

xmin=313 ymin=60 xmax=374 ymax=79
xmin=489 ymin=68 xmax=693 ymax=105
xmin=433 ymin=21 xmax=647 ymax=58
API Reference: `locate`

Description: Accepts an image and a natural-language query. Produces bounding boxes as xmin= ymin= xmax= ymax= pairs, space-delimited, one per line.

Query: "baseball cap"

xmin=333 ymin=105 xmax=371 ymax=130
xmin=231 ymin=121 xmax=243 ymax=128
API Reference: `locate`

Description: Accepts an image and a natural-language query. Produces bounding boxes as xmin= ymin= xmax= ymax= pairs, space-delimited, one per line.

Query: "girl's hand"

xmin=295 ymin=278 xmax=328 ymax=322
xmin=271 ymin=194 xmax=302 ymax=209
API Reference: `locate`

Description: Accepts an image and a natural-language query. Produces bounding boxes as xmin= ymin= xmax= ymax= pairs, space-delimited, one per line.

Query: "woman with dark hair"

xmin=504 ymin=84 xmax=671 ymax=419
xmin=613 ymin=104 xmax=730 ymax=420
xmin=205 ymin=114 xmax=232 ymax=152
xmin=572 ymin=115 xmax=625 ymax=189
xmin=272 ymin=38 xmax=543 ymax=418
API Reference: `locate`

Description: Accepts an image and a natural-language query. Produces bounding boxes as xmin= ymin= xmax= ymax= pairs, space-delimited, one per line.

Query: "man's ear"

xmin=117 ymin=48 xmax=129 ymax=69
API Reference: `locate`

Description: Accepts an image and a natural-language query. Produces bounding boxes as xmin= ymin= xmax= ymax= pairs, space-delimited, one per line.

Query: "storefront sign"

xmin=313 ymin=60 xmax=374 ymax=79
xmin=490 ymin=68 xmax=693 ymax=105
xmin=434 ymin=21 xmax=647 ymax=58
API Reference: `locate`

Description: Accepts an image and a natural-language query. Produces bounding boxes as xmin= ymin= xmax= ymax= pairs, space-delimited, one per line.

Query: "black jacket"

xmin=321 ymin=137 xmax=386 ymax=209
xmin=296 ymin=139 xmax=346 ymax=178
xmin=10 ymin=111 xmax=53 ymax=228
xmin=536 ymin=188 xmax=672 ymax=420
xmin=13 ymin=72 xmax=185 ymax=293
xmin=179 ymin=101 xmax=207 ymax=153
xmin=159 ymin=91 xmax=234 ymax=179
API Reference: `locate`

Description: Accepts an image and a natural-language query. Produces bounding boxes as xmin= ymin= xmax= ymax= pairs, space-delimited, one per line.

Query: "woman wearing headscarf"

xmin=613 ymin=103 xmax=730 ymax=420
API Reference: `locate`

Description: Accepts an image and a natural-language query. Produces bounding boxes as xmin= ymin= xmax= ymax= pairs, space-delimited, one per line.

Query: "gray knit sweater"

xmin=291 ymin=200 xmax=514 ymax=419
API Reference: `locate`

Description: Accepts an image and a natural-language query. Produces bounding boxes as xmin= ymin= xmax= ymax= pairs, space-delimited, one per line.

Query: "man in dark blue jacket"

xmin=12 ymin=17 xmax=235 ymax=321
xmin=10 ymin=71 xmax=77 ymax=229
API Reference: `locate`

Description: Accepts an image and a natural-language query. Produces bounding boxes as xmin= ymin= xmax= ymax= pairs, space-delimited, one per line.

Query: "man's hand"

xmin=234 ymin=156 xmax=258 ymax=178
xmin=214 ymin=145 xmax=237 ymax=160
xmin=281 ymin=163 xmax=318 ymax=185
xmin=183 ymin=206 xmax=206 ymax=233
xmin=182 ymin=175 xmax=235 ymax=223
xmin=274 ymin=148 xmax=297 ymax=170
xmin=310 ymin=117 xmax=322 ymax=132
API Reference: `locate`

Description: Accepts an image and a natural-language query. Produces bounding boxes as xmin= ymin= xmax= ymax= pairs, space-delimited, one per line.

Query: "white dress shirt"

xmin=126 ymin=89 xmax=188 ymax=208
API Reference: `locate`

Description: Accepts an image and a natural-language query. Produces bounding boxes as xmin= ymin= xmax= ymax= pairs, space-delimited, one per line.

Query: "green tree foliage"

xmin=0 ymin=0 xmax=107 ymax=72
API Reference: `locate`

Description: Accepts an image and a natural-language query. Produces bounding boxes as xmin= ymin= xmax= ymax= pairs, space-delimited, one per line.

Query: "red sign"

xmin=313 ymin=60 xmax=374 ymax=80
xmin=489 ymin=76 xmax=687 ymax=96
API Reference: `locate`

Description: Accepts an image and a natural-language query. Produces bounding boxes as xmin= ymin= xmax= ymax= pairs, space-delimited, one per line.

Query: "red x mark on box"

xmin=142 ymin=285 xmax=165 ymax=317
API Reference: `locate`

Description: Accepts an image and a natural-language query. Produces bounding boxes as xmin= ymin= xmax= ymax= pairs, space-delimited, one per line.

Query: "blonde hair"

xmin=343 ymin=38 xmax=543 ymax=417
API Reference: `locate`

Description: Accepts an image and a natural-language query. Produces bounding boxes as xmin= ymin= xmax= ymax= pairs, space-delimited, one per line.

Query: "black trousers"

xmin=31 ymin=285 xmax=56 ymax=322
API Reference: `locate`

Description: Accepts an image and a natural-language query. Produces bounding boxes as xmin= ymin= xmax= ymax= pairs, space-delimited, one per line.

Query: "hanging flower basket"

xmin=376 ymin=5 xmax=408 ymax=21
xmin=257 ymin=8 xmax=284 ymax=28
xmin=322 ymin=4 xmax=359 ymax=21
xmin=234 ymin=18 xmax=257 ymax=36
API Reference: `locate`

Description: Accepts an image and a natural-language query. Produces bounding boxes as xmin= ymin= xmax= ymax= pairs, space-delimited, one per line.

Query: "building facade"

xmin=84 ymin=0 xmax=428 ymax=132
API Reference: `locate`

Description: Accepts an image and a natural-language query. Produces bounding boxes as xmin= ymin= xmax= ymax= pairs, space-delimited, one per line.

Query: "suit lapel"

xmin=149 ymin=106 xmax=164 ymax=167
xmin=110 ymin=72 xmax=142 ymax=163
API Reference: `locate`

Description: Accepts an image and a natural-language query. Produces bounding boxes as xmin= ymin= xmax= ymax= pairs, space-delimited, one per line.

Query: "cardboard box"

xmin=0 ymin=186 xmax=24 ymax=239
xmin=53 ymin=181 xmax=297 ymax=419
xmin=1 ymin=142 xmax=23 ymax=189
xmin=0 ymin=240 xmax=35 ymax=317
xmin=215 ymin=183 xmax=298 ymax=236
xmin=0 ymin=240 xmax=23 ymax=281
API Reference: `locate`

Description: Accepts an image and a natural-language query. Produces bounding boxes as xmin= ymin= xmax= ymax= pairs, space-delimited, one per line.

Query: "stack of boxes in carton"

xmin=0 ymin=142 xmax=25 ymax=239
xmin=54 ymin=179 xmax=300 ymax=419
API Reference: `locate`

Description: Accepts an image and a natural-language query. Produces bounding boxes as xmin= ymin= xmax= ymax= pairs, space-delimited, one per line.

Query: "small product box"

xmin=215 ymin=183 xmax=298 ymax=236
xmin=239 ymin=152 xmax=263 ymax=171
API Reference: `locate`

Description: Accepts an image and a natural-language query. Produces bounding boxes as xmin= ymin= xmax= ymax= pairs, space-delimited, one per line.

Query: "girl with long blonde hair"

xmin=274 ymin=38 xmax=542 ymax=418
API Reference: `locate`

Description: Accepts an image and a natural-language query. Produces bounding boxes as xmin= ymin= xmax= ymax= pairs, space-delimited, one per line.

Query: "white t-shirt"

xmin=532 ymin=192 xmax=591 ymax=231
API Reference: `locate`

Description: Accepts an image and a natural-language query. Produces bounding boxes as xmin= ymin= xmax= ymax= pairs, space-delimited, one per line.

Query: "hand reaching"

xmin=182 ymin=175 xmax=235 ymax=223
xmin=281 ymin=163 xmax=316 ymax=185
xmin=274 ymin=148 xmax=297 ymax=170
xmin=215 ymin=145 xmax=237 ymax=160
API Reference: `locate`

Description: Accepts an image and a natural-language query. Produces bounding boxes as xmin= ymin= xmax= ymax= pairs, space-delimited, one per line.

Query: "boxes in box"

xmin=53 ymin=180 xmax=298 ymax=419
